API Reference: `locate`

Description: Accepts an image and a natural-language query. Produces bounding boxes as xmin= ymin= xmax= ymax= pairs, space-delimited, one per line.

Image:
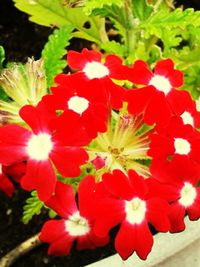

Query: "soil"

xmin=0 ymin=0 xmax=199 ymax=266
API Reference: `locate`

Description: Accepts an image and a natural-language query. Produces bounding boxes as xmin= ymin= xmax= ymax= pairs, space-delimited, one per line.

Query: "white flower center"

xmin=68 ymin=96 xmax=89 ymax=115
xmin=179 ymin=182 xmax=197 ymax=207
xmin=26 ymin=133 xmax=53 ymax=160
xmin=83 ymin=61 xmax=109 ymax=79
xmin=174 ymin=138 xmax=191 ymax=155
xmin=125 ymin=197 xmax=146 ymax=224
xmin=180 ymin=111 xmax=194 ymax=126
xmin=149 ymin=75 xmax=171 ymax=95
xmin=65 ymin=212 xmax=90 ymax=236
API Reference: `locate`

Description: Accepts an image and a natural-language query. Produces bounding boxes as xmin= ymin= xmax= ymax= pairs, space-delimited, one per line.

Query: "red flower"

xmin=150 ymin=157 xmax=200 ymax=232
xmin=0 ymin=103 xmax=88 ymax=201
xmin=39 ymin=177 xmax=109 ymax=256
xmin=67 ymin=48 xmax=126 ymax=109
xmin=167 ymin=89 xmax=200 ymax=128
xmin=125 ymin=59 xmax=184 ymax=126
xmin=93 ymin=170 xmax=170 ymax=260
xmin=148 ymin=117 xmax=200 ymax=166
xmin=43 ymin=75 xmax=109 ymax=145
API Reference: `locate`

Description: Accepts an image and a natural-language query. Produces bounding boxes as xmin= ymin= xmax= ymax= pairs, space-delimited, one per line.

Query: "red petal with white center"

xmin=125 ymin=86 xmax=155 ymax=115
xmin=45 ymin=181 xmax=77 ymax=218
xmin=39 ymin=219 xmax=74 ymax=256
xmin=127 ymin=60 xmax=153 ymax=84
xmin=147 ymin=197 xmax=170 ymax=232
xmin=144 ymin=92 xmax=172 ymax=126
xmin=20 ymin=159 xmax=56 ymax=201
xmin=168 ymin=89 xmax=200 ymax=128
xmin=67 ymin=48 xmax=101 ymax=70
xmin=102 ymin=170 xmax=133 ymax=199
xmin=0 ymin=172 xmax=14 ymax=197
xmin=50 ymin=145 xmax=88 ymax=177
xmin=154 ymin=58 xmax=183 ymax=87
xmin=169 ymin=202 xmax=186 ymax=233
xmin=94 ymin=198 xmax=125 ymax=237
xmin=0 ymin=124 xmax=31 ymax=165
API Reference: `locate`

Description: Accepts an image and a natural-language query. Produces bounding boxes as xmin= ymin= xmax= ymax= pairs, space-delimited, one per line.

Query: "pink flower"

xmin=0 ymin=103 xmax=88 ymax=201
xmin=67 ymin=48 xmax=126 ymax=109
xmin=39 ymin=177 xmax=109 ymax=256
xmin=93 ymin=170 xmax=170 ymax=260
xmin=125 ymin=59 xmax=184 ymax=126
xmin=43 ymin=75 xmax=109 ymax=145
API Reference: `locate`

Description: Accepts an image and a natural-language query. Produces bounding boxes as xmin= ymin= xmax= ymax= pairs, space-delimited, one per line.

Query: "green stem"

xmin=124 ymin=0 xmax=136 ymax=56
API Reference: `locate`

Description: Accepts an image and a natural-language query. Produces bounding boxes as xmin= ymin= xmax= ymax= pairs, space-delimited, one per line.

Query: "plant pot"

xmin=86 ymin=217 xmax=200 ymax=267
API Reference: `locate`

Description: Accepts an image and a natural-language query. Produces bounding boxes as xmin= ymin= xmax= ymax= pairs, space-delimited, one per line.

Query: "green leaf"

xmin=100 ymin=41 xmax=125 ymax=58
xmin=131 ymin=0 xmax=153 ymax=21
xmin=0 ymin=46 xmax=5 ymax=70
xmin=22 ymin=191 xmax=44 ymax=224
xmin=140 ymin=8 xmax=200 ymax=37
xmin=13 ymin=0 xmax=107 ymax=43
xmin=83 ymin=0 xmax=123 ymax=16
xmin=42 ymin=25 xmax=74 ymax=87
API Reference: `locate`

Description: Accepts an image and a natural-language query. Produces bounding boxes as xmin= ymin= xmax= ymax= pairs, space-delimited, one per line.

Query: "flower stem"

xmin=0 ymin=233 xmax=41 ymax=267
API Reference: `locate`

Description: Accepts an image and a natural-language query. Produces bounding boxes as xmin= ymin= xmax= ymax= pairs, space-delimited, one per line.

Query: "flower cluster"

xmin=1 ymin=48 xmax=200 ymax=261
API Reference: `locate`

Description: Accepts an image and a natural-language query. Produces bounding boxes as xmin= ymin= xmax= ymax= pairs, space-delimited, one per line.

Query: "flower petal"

xmin=21 ymin=159 xmax=56 ymax=201
xmin=45 ymin=181 xmax=77 ymax=218
xmin=50 ymin=145 xmax=88 ymax=177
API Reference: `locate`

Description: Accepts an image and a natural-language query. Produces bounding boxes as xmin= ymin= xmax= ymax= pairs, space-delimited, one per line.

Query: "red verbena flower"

xmin=148 ymin=117 xmax=200 ymax=167
xmin=42 ymin=75 xmax=109 ymax=145
xmin=39 ymin=178 xmax=109 ymax=256
xmin=0 ymin=103 xmax=88 ymax=201
xmin=149 ymin=157 xmax=200 ymax=232
xmin=125 ymin=59 xmax=184 ymax=126
xmin=93 ymin=170 xmax=170 ymax=260
xmin=67 ymin=48 xmax=127 ymax=109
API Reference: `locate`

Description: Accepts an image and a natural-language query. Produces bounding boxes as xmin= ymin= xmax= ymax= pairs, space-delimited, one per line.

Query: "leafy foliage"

xmin=131 ymin=0 xmax=153 ymax=21
xmin=13 ymin=0 xmax=108 ymax=43
xmin=0 ymin=46 xmax=5 ymax=70
xmin=83 ymin=0 xmax=123 ymax=16
xmin=41 ymin=25 xmax=74 ymax=87
xmin=22 ymin=191 xmax=44 ymax=224
xmin=0 ymin=46 xmax=8 ymax=101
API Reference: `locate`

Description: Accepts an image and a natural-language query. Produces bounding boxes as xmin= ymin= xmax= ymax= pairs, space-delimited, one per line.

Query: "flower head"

xmin=39 ymin=178 xmax=109 ymax=255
